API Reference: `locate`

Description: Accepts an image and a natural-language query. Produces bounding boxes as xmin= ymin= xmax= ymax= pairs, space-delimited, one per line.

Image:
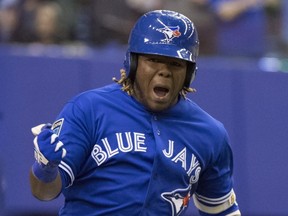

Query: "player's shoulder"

xmin=61 ymin=83 xmax=125 ymax=114
xmin=80 ymin=83 xmax=121 ymax=96
xmin=72 ymin=83 xmax=123 ymax=103
xmin=186 ymin=98 xmax=223 ymax=123
xmin=185 ymin=98 xmax=228 ymax=140
xmin=184 ymin=99 xmax=231 ymax=162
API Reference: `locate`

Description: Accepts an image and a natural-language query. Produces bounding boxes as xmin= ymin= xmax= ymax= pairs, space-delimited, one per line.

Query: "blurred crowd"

xmin=0 ymin=0 xmax=284 ymax=56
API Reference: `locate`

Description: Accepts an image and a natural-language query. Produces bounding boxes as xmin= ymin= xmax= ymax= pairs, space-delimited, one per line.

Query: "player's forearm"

xmin=29 ymin=168 xmax=62 ymax=201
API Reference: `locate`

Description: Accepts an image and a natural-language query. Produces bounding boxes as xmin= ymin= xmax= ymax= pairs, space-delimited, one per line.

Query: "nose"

xmin=157 ymin=64 xmax=172 ymax=78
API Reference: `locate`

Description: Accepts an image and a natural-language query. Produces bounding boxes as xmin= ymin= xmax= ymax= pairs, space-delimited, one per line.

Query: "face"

xmin=132 ymin=54 xmax=187 ymax=112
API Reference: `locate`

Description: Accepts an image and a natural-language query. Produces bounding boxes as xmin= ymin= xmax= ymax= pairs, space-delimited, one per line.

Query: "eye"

xmin=142 ymin=55 xmax=186 ymax=68
xmin=170 ymin=61 xmax=182 ymax=67
xmin=147 ymin=57 xmax=161 ymax=63
xmin=170 ymin=60 xmax=187 ymax=68
xmin=147 ymin=58 xmax=182 ymax=66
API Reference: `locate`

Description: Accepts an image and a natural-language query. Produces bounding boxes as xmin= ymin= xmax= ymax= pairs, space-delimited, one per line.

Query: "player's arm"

xmin=193 ymin=132 xmax=241 ymax=216
xmin=29 ymin=124 xmax=66 ymax=201
xmin=29 ymin=167 xmax=62 ymax=201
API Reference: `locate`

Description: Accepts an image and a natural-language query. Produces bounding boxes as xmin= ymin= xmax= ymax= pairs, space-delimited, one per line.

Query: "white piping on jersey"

xmin=194 ymin=189 xmax=234 ymax=205
xmin=193 ymin=189 xmax=237 ymax=214
xmin=59 ymin=161 xmax=75 ymax=187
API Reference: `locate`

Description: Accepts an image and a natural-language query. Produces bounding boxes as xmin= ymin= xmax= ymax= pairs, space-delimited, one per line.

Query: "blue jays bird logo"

xmin=156 ymin=19 xmax=181 ymax=43
xmin=161 ymin=186 xmax=191 ymax=216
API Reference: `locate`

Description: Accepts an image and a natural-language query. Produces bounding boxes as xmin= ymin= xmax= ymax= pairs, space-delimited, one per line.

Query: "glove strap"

xmin=32 ymin=161 xmax=58 ymax=183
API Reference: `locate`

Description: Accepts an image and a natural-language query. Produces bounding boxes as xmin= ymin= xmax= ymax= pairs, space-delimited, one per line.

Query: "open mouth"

xmin=154 ymin=86 xmax=169 ymax=97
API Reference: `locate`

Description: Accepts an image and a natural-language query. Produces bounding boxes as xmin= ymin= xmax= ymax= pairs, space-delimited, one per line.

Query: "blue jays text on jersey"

xmin=91 ymin=131 xmax=201 ymax=183
xmin=52 ymin=83 xmax=239 ymax=216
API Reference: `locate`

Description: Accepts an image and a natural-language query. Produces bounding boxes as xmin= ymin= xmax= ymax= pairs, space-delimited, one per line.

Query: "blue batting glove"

xmin=32 ymin=124 xmax=66 ymax=166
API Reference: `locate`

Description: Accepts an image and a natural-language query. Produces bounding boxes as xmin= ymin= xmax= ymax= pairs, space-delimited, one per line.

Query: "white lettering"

xmin=91 ymin=132 xmax=147 ymax=166
xmin=117 ymin=132 xmax=133 ymax=152
xmin=134 ymin=132 xmax=146 ymax=152
xmin=186 ymin=154 xmax=199 ymax=176
xmin=172 ymin=147 xmax=187 ymax=170
xmin=190 ymin=166 xmax=201 ymax=184
xmin=162 ymin=140 xmax=202 ymax=184
xmin=102 ymin=138 xmax=119 ymax=158
xmin=91 ymin=144 xmax=107 ymax=166
xmin=162 ymin=140 xmax=174 ymax=158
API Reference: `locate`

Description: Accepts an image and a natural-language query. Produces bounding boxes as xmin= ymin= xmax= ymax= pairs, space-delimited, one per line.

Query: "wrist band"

xmin=32 ymin=161 xmax=58 ymax=183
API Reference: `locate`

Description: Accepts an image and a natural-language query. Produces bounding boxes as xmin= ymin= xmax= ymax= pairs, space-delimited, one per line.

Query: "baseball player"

xmin=30 ymin=10 xmax=241 ymax=216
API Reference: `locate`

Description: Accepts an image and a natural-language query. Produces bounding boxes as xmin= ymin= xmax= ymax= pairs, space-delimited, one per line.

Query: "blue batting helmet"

xmin=124 ymin=10 xmax=199 ymax=88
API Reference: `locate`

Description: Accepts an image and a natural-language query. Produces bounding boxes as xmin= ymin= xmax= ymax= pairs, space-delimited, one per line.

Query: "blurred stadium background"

xmin=1 ymin=0 xmax=288 ymax=215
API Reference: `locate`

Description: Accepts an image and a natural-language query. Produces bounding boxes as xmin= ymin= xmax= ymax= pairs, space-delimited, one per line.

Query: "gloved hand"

xmin=32 ymin=123 xmax=66 ymax=166
xmin=31 ymin=123 xmax=67 ymax=183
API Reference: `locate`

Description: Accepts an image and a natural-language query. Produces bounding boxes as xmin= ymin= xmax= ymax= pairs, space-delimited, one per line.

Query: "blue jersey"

xmin=52 ymin=83 xmax=239 ymax=216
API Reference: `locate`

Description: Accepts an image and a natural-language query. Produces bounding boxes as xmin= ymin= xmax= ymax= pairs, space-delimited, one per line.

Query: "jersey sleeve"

xmin=54 ymin=100 xmax=94 ymax=188
xmin=193 ymin=132 xmax=241 ymax=215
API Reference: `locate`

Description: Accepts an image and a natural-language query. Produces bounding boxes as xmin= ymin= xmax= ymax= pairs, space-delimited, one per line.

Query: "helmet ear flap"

xmin=184 ymin=63 xmax=197 ymax=88
xmin=128 ymin=53 xmax=138 ymax=82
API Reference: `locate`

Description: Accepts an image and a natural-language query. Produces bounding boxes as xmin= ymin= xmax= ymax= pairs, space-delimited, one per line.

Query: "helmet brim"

xmin=130 ymin=43 xmax=197 ymax=63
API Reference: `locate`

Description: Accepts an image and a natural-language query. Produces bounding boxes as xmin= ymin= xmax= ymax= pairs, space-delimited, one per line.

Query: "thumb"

xmin=31 ymin=124 xmax=46 ymax=136
xmin=31 ymin=123 xmax=52 ymax=136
